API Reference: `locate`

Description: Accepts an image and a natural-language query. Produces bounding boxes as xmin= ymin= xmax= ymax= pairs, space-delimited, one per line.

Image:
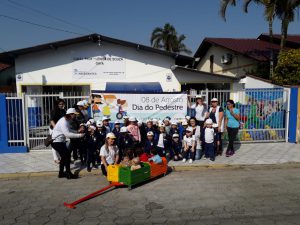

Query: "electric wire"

xmin=6 ymin=0 xmax=95 ymax=33
xmin=0 ymin=14 xmax=85 ymax=35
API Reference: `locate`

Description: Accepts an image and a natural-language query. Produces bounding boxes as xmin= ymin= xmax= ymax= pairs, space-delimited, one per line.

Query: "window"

xmin=209 ymin=55 xmax=214 ymax=73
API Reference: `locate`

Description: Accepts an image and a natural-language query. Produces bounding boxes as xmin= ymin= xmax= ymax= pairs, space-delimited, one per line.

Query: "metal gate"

xmin=24 ymin=92 xmax=89 ymax=150
xmin=188 ymin=88 xmax=289 ymax=142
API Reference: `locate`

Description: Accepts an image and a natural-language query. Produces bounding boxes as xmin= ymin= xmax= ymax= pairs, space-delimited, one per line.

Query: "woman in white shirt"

xmin=100 ymin=133 xmax=119 ymax=176
xmin=51 ymin=108 xmax=85 ymax=179
xmin=190 ymin=96 xmax=208 ymax=127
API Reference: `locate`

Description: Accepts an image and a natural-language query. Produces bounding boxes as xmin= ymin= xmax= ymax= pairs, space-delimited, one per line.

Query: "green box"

xmin=119 ymin=163 xmax=150 ymax=186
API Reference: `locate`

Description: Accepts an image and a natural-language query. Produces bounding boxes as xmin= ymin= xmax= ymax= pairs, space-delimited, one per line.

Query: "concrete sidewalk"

xmin=0 ymin=142 xmax=299 ymax=175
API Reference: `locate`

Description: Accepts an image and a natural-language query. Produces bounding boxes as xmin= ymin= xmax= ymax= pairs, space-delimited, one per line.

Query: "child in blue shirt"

xmin=148 ymin=148 xmax=162 ymax=164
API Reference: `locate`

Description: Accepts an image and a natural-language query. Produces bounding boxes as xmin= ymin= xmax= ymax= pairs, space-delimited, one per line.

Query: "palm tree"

xmin=220 ymin=0 xmax=300 ymax=49
xmin=275 ymin=0 xmax=300 ymax=49
xmin=150 ymin=23 xmax=192 ymax=55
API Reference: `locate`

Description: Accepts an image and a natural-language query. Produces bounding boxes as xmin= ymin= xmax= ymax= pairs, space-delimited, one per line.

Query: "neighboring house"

xmin=194 ymin=37 xmax=283 ymax=78
xmin=194 ymin=34 xmax=300 ymax=78
xmin=0 ymin=33 xmax=236 ymax=94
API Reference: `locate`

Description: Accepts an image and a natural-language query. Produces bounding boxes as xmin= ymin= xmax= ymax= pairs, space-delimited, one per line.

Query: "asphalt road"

xmin=1 ymin=166 xmax=300 ymax=225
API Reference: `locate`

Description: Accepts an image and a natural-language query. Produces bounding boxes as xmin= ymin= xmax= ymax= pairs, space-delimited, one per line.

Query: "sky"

xmin=0 ymin=0 xmax=299 ymax=55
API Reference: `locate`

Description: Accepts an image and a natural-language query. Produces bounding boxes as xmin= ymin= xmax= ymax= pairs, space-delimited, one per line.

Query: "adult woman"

xmin=51 ymin=108 xmax=85 ymax=179
xmin=188 ymin=117 xmax=201 ymax=160
xmin=100 ymin=133 xmax=119 ymax=176
xmin=225 ymin=99 xmax=240 ymax=157
xmin=49 ymin=99 xmax=66 ymax=164
xmin=207 ymin=98 xmax=224 ymax=156
xmin=190 ymin=96 xmax=208 ymax=127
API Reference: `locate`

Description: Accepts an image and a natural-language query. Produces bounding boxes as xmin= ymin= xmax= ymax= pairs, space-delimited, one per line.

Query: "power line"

xmin=7 ymin=0 xmax=94 ymax=33
xmin=0 ymin=14 xmax=85 ymax=35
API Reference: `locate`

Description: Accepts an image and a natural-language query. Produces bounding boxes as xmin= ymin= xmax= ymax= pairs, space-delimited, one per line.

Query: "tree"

xmin=150 ymin=23 xmax=192 ymax=55
xmin=275 ymin=0 xmax=300 ymax=49
xmin=219 ymin=0 xmax=300 ymax=49
xmin=273 ymin=49 xmax=300 ymax=85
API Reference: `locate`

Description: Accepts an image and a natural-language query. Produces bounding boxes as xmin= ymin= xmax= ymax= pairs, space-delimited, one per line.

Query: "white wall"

xmin=15 ymin=42 xmax=180 ymax=93
xmin=242 ymin=76 xmax=280 ymax=89
xmin=197 ymin=46 xmax=257 ymax=77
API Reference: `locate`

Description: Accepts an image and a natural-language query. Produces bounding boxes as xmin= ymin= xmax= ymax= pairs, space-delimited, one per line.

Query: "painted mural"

xmin=223 ymin=89 xmax=286 ymax=141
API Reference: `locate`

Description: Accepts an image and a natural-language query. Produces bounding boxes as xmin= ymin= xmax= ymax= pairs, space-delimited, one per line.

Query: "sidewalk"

xmin=0 ymin=142 xmax=299 ymax=175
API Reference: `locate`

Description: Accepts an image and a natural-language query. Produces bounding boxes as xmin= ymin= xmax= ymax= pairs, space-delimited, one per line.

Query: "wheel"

xmin=116 ymin=113 xmax=123 ymax=119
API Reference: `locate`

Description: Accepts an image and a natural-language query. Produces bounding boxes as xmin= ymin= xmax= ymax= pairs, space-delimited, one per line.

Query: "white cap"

xmin=152 ymin=119 xmax=158 ymax=124
xmin=186 ymin=126 xmax=193 ymax=132
xmin=79 ymin=123 xmax=86 ymax=127
xmin=211 ymin=98 xmax=218 ymax=102
xmin=106 ymin=132 xmax=116 ymax=139
xmin=163 ymin=117 xmax=170 ymax=122
xmin=172 ymin=133 xmax=179 ymax=138
xmin=196 ymin=95 xmax=202 ymax=98
xmin=89 ymin=118 xmax=95 ymax=124
xmin=120 ymin=127 xmax=128 ymax=133
xmin=185 ymin=116 xmax=191 ymax=120
xmin=66 ymin=108 xmax=78 ymax=115
xmin=159 ymin=122 xmax=165 ymax=127
xmin=123 ymin=116 xmax=129 ymax=120
xmin=147 ymin=131 xmax=154 ymax=136
xmin=206 ymin=119 xmax=213 ymax=124
xmin=96 ymin=120 xmax=102 ymax=127
xmin=89 ymin=125 xmax=96 ymax=131
xmin=82 ymin=99 xmax=88 ymax=105
xmin=85 ymin=121 xmax=92 ymax=126
xmin=129 ymin=116 xmax=137 ymax=122
xmin=102 ymin=116 xmax=110 ymax=121
xmin=137 ymin=120 xmax=143 ymax=126
xmin=146 ymin=119 xmax=152 ymax=123
xmin=182 ymin=120 xmax=188 ymax=126
xmin=77 ymin=101 xmax=85 ymax=106
xmin=212 ymin=123 xmax=219 ymax=128
xmin=171 ymin=120 xmax=177 ymax=125
xmin=114 ymin=120 xmax=121 ymax=124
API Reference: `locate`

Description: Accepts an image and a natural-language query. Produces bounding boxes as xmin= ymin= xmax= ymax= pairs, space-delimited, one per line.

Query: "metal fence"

xmin=188 ymin=88 xmax=288 ymax=142
xmin=4 ymin=89 xmax=289 ymax=151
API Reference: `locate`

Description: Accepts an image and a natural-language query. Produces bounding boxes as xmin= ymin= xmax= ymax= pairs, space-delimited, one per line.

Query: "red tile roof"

xmin=0 ymin=63 xmax=11 ymax=71
xmin=259 ymin=33 xmax=300 ymax=45
xmin=195 ymin=38 xmax=282 ymax=62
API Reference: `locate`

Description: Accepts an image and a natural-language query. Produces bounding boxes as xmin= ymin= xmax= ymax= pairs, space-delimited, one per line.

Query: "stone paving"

xmin=1 ymin=166 xmax=300 ymax=225
xmin=0 ymin=142 xmax=299 ymax=174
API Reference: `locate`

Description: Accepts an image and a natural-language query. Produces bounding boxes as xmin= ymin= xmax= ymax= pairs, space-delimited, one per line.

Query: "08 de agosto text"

xmin=132 ymin=96 xmax=184 ymax=111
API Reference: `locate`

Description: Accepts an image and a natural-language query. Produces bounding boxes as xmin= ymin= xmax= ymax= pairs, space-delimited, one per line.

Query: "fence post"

xmin=0 ymin=94 xmax=27 ymax=153
xmin=288 ymin=87 xmax=298 ymax=143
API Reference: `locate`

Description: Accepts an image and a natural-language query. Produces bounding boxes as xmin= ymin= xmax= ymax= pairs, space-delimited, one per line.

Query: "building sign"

xmin=91 ymin=93 xmax=187 ymax=122
xmin=72 ymin=51 xmax=126 ymax=79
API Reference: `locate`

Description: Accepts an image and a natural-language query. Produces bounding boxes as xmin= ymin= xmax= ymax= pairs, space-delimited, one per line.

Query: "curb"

xmin=1 ymin=162 xmax=300 ymax=179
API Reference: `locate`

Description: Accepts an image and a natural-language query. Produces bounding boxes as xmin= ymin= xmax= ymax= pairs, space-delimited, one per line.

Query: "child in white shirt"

xmin=182 ymin=127 xmax=195 ymax=163
xmin=203 ymin=119 xmax=216 ymax=161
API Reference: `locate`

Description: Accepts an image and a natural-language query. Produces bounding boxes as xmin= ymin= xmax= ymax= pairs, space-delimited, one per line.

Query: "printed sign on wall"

xmin=91 ymin=93 xmax=187 ymax=122
xmin=72 ymin=51 xmax=126 ymax=79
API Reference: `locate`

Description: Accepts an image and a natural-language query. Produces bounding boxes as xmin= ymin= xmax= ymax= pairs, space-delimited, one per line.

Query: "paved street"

xmin=1 ymin=165 xmax=300 ymax=225
xmin=1 ymin=142 xmax=300 ymax=175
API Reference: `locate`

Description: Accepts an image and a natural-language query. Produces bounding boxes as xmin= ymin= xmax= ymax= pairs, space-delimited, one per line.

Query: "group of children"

xmin=72 ymin=113 xmax=221 ymax=176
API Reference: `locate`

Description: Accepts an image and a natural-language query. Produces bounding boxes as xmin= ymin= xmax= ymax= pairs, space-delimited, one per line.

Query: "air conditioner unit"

xmin=221 ymin=53 xmax=233 ymax=64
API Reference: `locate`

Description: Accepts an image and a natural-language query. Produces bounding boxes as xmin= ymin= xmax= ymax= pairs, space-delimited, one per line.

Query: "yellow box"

xmin=107 ymin=164 xmax=120 ymax=182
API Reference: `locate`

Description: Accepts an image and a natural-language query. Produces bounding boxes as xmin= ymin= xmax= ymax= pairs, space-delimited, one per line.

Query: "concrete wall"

xmin=196 ymin=46 xmax=257 ymax=77
xmin=15 ymin=42 xmax=180 ymax=93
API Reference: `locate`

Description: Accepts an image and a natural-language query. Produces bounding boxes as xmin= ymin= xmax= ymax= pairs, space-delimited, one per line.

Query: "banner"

xmin=72 ymin=51 xmax=126 ymax=79
xmin=91 ymin=93 xmax=187 ymax=122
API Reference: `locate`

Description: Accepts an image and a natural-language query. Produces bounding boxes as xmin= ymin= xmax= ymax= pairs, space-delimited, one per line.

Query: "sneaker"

xmin=182 ymin=158 xmax=186 ymax=163
xmin=92 ymin=166 xmax=98 ymax=170
xmin=189 ymin=159 xmax=193 ymax=164
xmin=203 ymin=156 xmax=207 ymax=160
xmin=209 ymin=159 xmax=215 ymax=162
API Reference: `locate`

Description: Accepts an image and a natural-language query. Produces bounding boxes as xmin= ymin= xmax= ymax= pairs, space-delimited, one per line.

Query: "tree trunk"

xmin=280 ymin=18 xmax=289 ymax=50
xmin=269 ymin=18 xmax=274 ymax=79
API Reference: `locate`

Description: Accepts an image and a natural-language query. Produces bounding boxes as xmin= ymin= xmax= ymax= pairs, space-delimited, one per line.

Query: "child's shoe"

xmin=203 ymin=156 xmax=207 ymax=160
xmin=182 ymin=158 xmax=186 ymax=163
xmin=189 ymin=159 xmax=193 ymax=163
xmin=87 ymin=168 xmax=91 ymax=172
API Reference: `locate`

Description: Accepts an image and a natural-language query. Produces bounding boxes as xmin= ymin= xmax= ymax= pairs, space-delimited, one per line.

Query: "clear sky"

xmin=0 ymin=0 xmax=299 ymax=55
